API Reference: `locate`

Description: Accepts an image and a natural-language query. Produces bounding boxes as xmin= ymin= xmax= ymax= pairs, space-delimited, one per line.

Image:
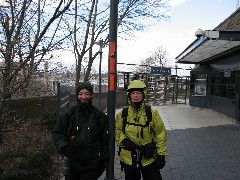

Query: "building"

xmin=176 ymin=8 xmax=240 ymax=123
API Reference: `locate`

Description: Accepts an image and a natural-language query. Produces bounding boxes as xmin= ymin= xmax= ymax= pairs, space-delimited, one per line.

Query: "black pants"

xmin=121 ymin=161 xmax=162 ymax=180
xmin=69 ymin=167 xmax=100 ymax=180
xmin=68 ymin=156 xmax=105 ymax=180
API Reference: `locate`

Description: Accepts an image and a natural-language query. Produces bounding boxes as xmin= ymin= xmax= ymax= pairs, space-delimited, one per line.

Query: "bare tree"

xmin=117 ymin=0 xmax=170 ymax=37
xmin=142 ymin=46 xmax=169 ymax=66
xmin=70 ymin=0 xmax=110 ymax=85
xmin=137 ymin=45 xmax=170 ymax=73
xmin=0 ymin=0 xmax=74 ymax=140
xmin=66 ymin=0 xmax=170 ymax=85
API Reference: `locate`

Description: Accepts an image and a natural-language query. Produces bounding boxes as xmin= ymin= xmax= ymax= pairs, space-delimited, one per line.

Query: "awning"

xmin=176 ymin=30 xmax=240 ymax=64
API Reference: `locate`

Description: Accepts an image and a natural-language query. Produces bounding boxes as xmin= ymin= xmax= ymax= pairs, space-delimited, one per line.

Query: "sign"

xmin=151 ymin=67 xmax=171 ymax=76
xmin=58 ymin=83 xmax=70 ymax=108
xmin=146 ymin=66 xmax=151 ymax=73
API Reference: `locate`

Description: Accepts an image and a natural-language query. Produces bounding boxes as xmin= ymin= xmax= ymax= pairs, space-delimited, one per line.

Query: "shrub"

xmin=0 ymin=135 xmax=56 ymax=180
xmin=40 ymin=111 xmax=57 ymax=130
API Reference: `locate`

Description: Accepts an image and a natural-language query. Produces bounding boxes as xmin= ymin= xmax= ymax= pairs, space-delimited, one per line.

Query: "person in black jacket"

xmin=52 ymin=82 xmax=109 ymax=180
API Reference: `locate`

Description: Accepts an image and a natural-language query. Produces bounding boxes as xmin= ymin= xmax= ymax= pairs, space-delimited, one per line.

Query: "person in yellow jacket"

xmin=115 ymin=80 xmax=167 ymax=180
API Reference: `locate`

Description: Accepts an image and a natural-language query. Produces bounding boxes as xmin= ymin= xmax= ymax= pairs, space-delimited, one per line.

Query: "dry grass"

xmin=0 ymin=118 xmax=63 ymax=180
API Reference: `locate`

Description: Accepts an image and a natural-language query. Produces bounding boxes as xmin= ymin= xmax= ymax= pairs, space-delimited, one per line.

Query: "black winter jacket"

xmin=52 ymin=105 xmax=109 ymax=172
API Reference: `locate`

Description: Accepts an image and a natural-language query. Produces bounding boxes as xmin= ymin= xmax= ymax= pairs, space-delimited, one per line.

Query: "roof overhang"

xmin=176 ymin=30 xmax=240 ymax=64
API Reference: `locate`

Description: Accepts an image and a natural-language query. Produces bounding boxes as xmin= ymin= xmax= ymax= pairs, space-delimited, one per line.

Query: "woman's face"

xmin=130 ymin=90 xmax=143 ymax=103
xmin=77 ymin=88 xmax=91 ymax=103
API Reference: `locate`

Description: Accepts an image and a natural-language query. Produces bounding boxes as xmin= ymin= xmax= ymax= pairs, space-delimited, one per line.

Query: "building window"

xmin=211 ymin=72 xmax=223 ymax=96
xmin=190 ymin=73 xmax=207 ymax=96
xmin=211 ymin=71 xmax=236 ymax=99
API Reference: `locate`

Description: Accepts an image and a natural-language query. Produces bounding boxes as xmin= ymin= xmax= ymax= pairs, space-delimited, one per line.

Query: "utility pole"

xmin=106 ymin=0 xmax=118 ymax=180
xmin=96 ymin=39 xmax=103 ymax=110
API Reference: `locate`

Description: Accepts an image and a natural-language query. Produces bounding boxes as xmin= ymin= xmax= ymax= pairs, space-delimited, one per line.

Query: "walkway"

xmin=100 ymin=104 xmax=240 ymax=180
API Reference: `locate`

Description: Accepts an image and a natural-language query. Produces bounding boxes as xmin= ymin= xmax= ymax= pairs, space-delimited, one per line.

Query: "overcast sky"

xmin=57 ymin=0 xmax=238 ymax=73
xmin=107 ymin=0 xmax=237 ymax=72
xmin=2 ymin=0 xmax=238 ymax=73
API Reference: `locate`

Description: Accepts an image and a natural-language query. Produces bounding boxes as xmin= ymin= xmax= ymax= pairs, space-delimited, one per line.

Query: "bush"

xmin=0 ymin=132 xmax=56 ymax=180
xmin=40 ymin=111 xmax=57 ymax=130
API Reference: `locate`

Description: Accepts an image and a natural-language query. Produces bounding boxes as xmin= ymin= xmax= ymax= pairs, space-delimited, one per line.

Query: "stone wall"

xmin=7 ymin=90 xmax=128 ymax=120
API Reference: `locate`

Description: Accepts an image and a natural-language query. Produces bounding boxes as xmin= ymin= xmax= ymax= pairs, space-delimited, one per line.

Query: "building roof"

xmin=176 ymin=8 xmax=240 ymax=64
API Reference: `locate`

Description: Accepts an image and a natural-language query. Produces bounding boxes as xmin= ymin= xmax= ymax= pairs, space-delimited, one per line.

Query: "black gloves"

xmin=121 ymin=138 xmax=139 ymax=151
xmin=61 ymin=146 xmax=71 ymax=156
xmin=142 ymin=142 xmax=156 ymax=158
xmin=156 ymin=155 xmax=165 ymax=170
xmin=61 ymin=146 xmax=76 ymax=160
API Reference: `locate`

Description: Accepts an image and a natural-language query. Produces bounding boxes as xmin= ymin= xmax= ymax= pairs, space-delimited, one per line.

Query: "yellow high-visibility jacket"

xmin=115 ymin=104 xmax=167 ymax=167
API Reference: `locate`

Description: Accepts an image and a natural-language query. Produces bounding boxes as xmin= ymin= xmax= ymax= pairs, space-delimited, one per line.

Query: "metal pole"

xmin=57 ymin=82 xmax=61 ymax=120
xmin=99 ymin=39 xmax=103 ymax=110
xmin=106 ymin=0 xmax=118 ymax=179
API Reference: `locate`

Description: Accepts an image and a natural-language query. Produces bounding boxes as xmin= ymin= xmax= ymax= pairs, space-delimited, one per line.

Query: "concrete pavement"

xmin=100 ymin=104 xmax=240 ymax=180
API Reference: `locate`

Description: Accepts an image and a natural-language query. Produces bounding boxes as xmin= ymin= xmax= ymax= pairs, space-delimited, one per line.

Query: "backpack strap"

xmin=122 ymin=107 xmax=129 ymax=133
xmin=141 ymin=105 xmax=152 ymax=138
xmin=121 ymin=105 xmax=152 ymax=134
xmin=145 ymin=105 xmax=152 ymax=125
xmin=119 ymin=105 xmax=153 ymax=155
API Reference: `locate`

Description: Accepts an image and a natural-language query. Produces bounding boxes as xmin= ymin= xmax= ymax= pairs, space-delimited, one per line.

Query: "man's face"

xmin=77 ymin=88 xmax=91 ymax=103
xmin=130 ymin=90 xmax=143 ymax=103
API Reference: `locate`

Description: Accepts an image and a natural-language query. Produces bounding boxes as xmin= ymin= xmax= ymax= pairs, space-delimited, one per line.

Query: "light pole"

xmin=107 ymin=0 xmax=118 ymax=179
xmin=81 ymin=64 xmax=85 ymax=79
xmin=95 ymin=39 xmax=104 ymax=109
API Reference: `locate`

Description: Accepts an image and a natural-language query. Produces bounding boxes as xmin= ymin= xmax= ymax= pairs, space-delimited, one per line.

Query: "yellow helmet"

xmin=127 ymin=80 xmax=147 ymax=103
xmin=127 ymin=80 xmax=147 ymax=90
